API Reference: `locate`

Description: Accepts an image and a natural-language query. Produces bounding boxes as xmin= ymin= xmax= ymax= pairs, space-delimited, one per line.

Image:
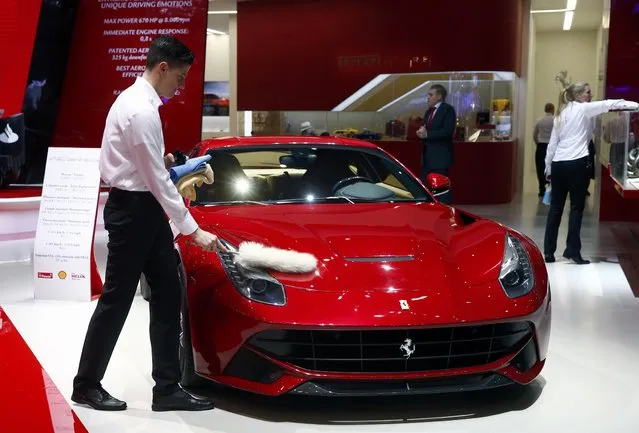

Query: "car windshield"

xmin=191 ymin=145 xmax=432 ymax=205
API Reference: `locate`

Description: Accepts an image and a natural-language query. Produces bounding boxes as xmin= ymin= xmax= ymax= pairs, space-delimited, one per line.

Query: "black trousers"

xmin=73 ymin=188 xmax=182 ymax=396
xmin=535 ymin=143 xmax=548 ymax=193
xmin=587 ymin=140 xmax=596 ymax=180
xmin=543 ymin=156 xmax=590 ymax=257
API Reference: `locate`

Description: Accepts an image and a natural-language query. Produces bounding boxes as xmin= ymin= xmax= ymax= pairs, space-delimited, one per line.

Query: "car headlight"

xmin=217 ymin=239 xmax=286 ymax=306
xmin=499 ymin=234 xmax=535 ymax=298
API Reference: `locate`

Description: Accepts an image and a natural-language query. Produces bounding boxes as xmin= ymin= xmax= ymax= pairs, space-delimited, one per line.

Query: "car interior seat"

xmin=195 ymin=152 xmax=267 ymax=202
xmin=301 ymin=151 xmax=359 ymax=197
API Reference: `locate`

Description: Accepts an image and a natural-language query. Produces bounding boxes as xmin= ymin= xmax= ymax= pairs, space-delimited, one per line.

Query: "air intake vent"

xmin=249 ymin=322 xmax=533 ymax=374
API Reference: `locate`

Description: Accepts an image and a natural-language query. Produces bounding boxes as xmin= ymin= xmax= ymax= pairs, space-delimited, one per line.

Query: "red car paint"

xmin=177 ymin=136 xmax=551 ymax=396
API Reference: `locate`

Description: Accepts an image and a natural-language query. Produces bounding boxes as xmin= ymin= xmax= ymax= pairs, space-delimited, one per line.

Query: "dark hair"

xmin=544 ymin=102 xmax=555 ymax=114
xmin=429 ymin=84 xmax=448 ymax=102
xmin=146 ymin=35 xmax=194 ymax=70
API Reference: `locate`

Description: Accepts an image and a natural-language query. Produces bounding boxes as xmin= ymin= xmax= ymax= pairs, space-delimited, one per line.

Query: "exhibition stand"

xmin=246 ymin=70 xmax=519 ymax=205
xmin=597 ymin=110 xmax=639 ymax=297
xmin=598 ymin=110 xmax=639 ymax=220
xmin=601 ymin=110 xmax=639 ymax=200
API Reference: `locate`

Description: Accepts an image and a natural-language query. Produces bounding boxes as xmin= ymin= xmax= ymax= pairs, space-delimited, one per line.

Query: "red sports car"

xmin=172 ymin=136 xmax=551 ymax=397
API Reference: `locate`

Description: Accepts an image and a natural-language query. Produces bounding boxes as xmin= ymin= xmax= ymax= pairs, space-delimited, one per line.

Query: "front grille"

xmin=249 ymin=322 xmax=533 ymax=374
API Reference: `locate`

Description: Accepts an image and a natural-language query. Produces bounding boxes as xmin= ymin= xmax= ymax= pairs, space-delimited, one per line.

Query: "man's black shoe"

xmin=563 ymin=252 xmax=590 ymax=264
xmin=152 ymin=387 xmax=214 ymax=412
xmin=544 ymin=254 xmax=555 ymax=263
xmin=71 ymin=386 xmax=127 ymax=411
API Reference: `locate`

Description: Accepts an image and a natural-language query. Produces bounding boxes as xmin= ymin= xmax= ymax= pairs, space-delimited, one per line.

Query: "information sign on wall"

xmin=51 ymin=0 xmax=207 ymax=154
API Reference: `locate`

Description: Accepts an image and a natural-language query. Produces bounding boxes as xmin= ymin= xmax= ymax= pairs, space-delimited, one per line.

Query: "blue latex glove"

xmin=170 ymin=154 xmax=212 ymax=184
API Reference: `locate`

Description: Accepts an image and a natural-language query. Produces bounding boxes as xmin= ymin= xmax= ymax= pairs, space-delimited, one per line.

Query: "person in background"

xmin=585 ymin=85 xmax=596 ymax=196
xmin=543 ymin=82 xmax=638 ymax=265
xmin=300 ymin=121 xmax=316 ymax=136
xmin=71 ymin=35 xmax=223 ymax=413
xmin=416 ymin=84 xmax=456 ymax=204
xmin=533 ymin=102 xmax=555 ymax=197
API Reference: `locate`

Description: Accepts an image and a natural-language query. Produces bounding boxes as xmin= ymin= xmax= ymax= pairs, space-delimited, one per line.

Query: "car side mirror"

xmin=426 ymin=173 xmax=450 ymax=197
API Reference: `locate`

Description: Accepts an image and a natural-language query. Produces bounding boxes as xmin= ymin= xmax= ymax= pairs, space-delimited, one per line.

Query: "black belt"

xmin=109 ymin=187 xmax=153 ymax=196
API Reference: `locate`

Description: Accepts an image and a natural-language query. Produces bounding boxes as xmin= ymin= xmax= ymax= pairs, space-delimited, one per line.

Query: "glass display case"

xmin=240 ymin=71 xmax=518 ymax=143
xmin=598 ymin=109 xmax=639 ymax=197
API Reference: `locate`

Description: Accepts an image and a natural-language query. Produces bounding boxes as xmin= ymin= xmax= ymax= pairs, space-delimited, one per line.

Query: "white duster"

xmin=234 ymin=241 xmax=317 ymax=274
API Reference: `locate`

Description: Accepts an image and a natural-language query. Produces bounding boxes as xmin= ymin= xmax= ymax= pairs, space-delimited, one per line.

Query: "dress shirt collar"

xmin=135 ymin=76 xmax=163 ymax=109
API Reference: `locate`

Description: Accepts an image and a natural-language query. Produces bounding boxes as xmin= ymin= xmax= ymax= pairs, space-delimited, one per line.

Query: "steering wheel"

xmin=332 ymin=176 xmax=374 ymax=195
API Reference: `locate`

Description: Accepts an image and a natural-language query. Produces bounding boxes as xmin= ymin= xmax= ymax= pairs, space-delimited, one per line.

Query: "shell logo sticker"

xmin=58 ymin=271 xmax=67 ymax=280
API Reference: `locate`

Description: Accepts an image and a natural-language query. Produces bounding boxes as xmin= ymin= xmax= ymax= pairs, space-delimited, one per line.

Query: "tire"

xmin=178 ymin=260 xmax=210 ymax=389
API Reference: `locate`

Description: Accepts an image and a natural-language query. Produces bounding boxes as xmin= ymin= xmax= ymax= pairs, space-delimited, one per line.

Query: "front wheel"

xmin=178 ymin=264 xmax=210 ymax=389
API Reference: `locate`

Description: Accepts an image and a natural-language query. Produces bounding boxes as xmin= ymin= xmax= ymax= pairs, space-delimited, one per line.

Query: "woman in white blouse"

xmin=543 ymin=82 xmax=638 ymax=264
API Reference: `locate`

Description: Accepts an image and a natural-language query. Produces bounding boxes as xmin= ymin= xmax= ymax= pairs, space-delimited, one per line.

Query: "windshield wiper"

xmin=203 ymin=200 xmax=269 ymax=206
xmin=273 ymin=196 xmax=355 ymax=204
xmin=198 ymin=197 xmax=360 ymax=206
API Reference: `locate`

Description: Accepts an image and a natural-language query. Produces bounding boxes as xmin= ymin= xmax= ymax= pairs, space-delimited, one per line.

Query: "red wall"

xmin=599 ymin=0 xmax=639 ymax=221
xmin=237 ymin=0 xmax=524 ymax=111
xmin=0 ymin=0 xmax=42 ymax=117
xmin=605 ymin=0 xmax=639 ymax=103
xmin=50 ymin=1 xmax=208 ymax=154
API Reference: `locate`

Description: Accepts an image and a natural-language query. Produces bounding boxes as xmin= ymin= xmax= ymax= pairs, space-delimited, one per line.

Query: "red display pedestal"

xmin=377 ymin=140 xmax=517 ymax=205
xmin=602 ymin=164 xmax=639 ymax=297
xmin=599 ymin=164 xmax=639 ymax=222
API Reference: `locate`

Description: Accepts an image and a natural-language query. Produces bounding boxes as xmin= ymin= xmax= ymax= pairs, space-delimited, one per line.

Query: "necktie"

xmin=427 ymin=107 xmax=436 ymax=128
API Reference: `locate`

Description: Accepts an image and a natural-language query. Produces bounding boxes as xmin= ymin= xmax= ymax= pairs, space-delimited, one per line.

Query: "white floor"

xmin=3 ymin=189 xmax=639 ymax=432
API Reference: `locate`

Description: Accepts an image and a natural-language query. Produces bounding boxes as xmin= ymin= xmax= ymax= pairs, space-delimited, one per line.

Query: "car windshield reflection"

xmin=191 ymin=145 xmax=432 ymax=206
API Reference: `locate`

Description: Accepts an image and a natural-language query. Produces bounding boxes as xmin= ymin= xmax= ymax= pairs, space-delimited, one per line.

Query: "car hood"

xmin=191 ymin=202 xmax=507 ymax=292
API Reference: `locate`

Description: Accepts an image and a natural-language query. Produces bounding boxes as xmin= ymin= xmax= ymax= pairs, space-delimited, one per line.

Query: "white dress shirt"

xmin=98 ymin=76 xmax=199 ymax=235
xmin=545 ymin=99 xmax=638 ymax=175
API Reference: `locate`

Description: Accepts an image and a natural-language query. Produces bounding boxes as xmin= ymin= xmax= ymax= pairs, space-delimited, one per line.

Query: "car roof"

xmin=197 ymin=135 xmax=380 ymax=152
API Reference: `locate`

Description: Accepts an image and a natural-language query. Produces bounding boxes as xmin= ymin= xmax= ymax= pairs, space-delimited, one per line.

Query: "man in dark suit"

xmin=417 ymin=84 xmax=456 ymax=204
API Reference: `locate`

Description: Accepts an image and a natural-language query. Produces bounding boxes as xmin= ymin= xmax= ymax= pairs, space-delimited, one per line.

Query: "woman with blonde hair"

xmin=543 ymin=82 xmax=638 ymax=264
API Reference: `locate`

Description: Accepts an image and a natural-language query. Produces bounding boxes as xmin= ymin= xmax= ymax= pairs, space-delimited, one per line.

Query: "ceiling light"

xmin=207 ymin=28 xmax=227 ymax=35
xmin=563 ymin=11 xmax=574 ymax=30
xmin=566 ymin=0 xmax=577 ymax=10
xmin=208 ymin=10 xmax=237 ymax=14
xmin=530 ymin=8 xmax=570 ymax=13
